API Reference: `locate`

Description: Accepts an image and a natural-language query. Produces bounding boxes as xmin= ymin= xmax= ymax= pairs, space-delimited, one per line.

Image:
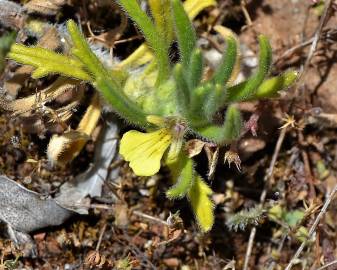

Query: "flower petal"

xmin=120 ymin=129 xmax=172 ymax=176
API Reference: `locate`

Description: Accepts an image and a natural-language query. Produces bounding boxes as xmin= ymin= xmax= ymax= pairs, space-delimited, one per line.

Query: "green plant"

xmin=7 ymin=0 xmax=297 ymax=232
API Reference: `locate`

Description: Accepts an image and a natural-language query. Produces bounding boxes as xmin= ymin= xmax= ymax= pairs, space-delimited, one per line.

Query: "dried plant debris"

xmin=47 ymin=92 xmax=101 ymax=166
xmin=24 ymin=0 xmax=67 ymax=16
xmin=56 ymin=115 xmax=120 ymax=214
xmin=0 ymin=31 xmax=16 ymax=72
xmin=0 ymin=175 xmax=72 ymax=233
xmin=0 ymin=77 xmax=79 ymax=116
xmin=307 ymin=108 xmax=337 ymax=128
xmin=0 ymin=0 xmax=26 ymax=29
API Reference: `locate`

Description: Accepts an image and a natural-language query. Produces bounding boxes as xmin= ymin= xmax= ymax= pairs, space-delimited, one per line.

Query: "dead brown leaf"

xmin=185 ymin=139 xmax=205 ymax=158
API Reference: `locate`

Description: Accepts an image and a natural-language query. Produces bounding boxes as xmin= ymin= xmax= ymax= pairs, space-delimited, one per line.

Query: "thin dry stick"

xmin=284 ymin=184 xmax=337 ymax=270
xmin=241 ymin=0 xmax=253 ymax=26
xmin=243 ymin=127 xmax=288 ymax=270
xmin=133 ymin=210 xmax=169 ymax=226
xmin=96 ymin=223 xmax=107 ymax=251
xmin=315 ymin=259 xmax=337 ymax=270
xmin=297 ymin=0 xmax=332 ymax=84
xmin=74 ymin=203 xmax=169 ymax=226
xmin=267 ymin=234 xmax=287 ymax=270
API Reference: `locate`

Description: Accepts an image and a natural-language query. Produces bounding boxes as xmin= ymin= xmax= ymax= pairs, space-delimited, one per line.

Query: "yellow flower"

xmin=120 ymin=128 xmax=172 ymax=176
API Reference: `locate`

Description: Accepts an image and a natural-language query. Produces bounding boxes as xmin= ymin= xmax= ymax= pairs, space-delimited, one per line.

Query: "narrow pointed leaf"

xmin=226 ymin=35 xmax=272 ymax=102
xmin=149 ymin=0 xmax=174 ymax=44
xmin=203 ymin=83 xmax=226 ymax=120
xmin=67 ymin=20 xmax=149 ymax=126
xmin=195 ymin=105 xmax=242 ymax=144
xmin=212 ymin=36 xmax=237 ymax=85
xmin=252 ymin=70 xmax=298 ymax=99
xmin=166 ymin=153 xmax=194 ymax=199
xmin=118 ymin=0 xmax=170 ymax=84
xmin=8 ymin=44 xmax=92 ymax=81
xmin=187 ymin=176 xmax=214 ymax=232
xmin=172 ymin=0 xmax=197 ymax=67
xmin=117 ymin=0 xmax=215 ymax=70
xmin=187 ymin=48 xmax=204 ymax=91
xmin=213 ymin=25 xmax=241 ymax=85
xmin=189 ymin=84 xmax=212 ymax=123
xmin=67 ymin=20 xmax=109 ymax=77
xmin=173 ymin=63 xmax=190 ymax=115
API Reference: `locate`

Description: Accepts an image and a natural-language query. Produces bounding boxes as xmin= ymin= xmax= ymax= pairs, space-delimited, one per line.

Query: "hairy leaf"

xmin=187 ymin=48 xmax=204 ymax=91
xmin=195 ymin=105 xmax=243 ymax=144
xmin=213 ymin=25 xmax=241 ymax=85
xmin=203 ymin=83 xmax=226 ymax=120
xmin=8 ymin=44 xmax=92 ymax=81
xmin=116 ymin=0 xmax=215 ymax=70
xmin=67 ymin=20 xmax=149 ymax=126
xmin=149 ymin=0 xmax=174 ymax=44
xmin=166 ymin=153 xmax=195 ymax=199
xmin=187 ymin=176 xmax=214 ymax=232
xmin=252 ymin=70 xmax=298 ymax=99
xmin=118 ymin=0 xmax=170 ymax=84
xmin=173 ymin=63 xmax=190 ymax=115
xmin=172 ymin=0 xmax=197 ymax=68
xmin=212 ymin=36 xmax=237 ymax=85
xmin=226 ymin=35 xmax=272 ymax=102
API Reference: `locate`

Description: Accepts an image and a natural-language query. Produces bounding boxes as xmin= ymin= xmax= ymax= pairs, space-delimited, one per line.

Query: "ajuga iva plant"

xmin=7 ymin=0 xmax=297 ymax=232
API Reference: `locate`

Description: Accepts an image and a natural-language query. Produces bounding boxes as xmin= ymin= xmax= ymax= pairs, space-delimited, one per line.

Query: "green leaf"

xmin=66 ymin=20 xmax=108 ymax=78
xmin=94 ymin=76 xmax=149 ymax=126
xmin=252 ymin=70 xmax=298 ymax=99
xmin=173 ymin=63 xmax=190 ymax=115
xmin=118 ymin=0 xmax=170 ymax=84
xmin=66 ymin=20 xmax=149 ymax=126
xmin=195 ymin=104 xmax=243 ymax=144
xmin=222 ymin=105 xmax=243 ymax=140
xmin=189 ymin=83 xmax=212 ymax=122
xmin=149 ymin=0 xmax=174 ymax=44
xmin=284 ymin=210 xmax=305 ymax=228
xmin=212 ymin=36 xmax=237 ymax=85
xmin=166 ymin=153 xmax=195 ymax=199
xmin=187 ymin=176 xmax=214 ymax=232
xmin=187 ymin=48 xmax=204 ymax=91
xmin=172 ymin=0 xmax=197 ymax=68
xmin=226 ymin=35 xmax=272 ymax=102
xmin=8 ymin=44 xmax=92 ymax=81
xmin=203 ymin=83 xmax=226 ymax=120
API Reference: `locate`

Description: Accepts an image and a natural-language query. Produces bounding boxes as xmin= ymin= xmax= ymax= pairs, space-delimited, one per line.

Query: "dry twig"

xmin=284 ymin=184 xmax=337 ymax=270
xmin=315 ymin=259 xmax=337 ymax=270
xmin=243 ymin=127 xmax=288 ymax=270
